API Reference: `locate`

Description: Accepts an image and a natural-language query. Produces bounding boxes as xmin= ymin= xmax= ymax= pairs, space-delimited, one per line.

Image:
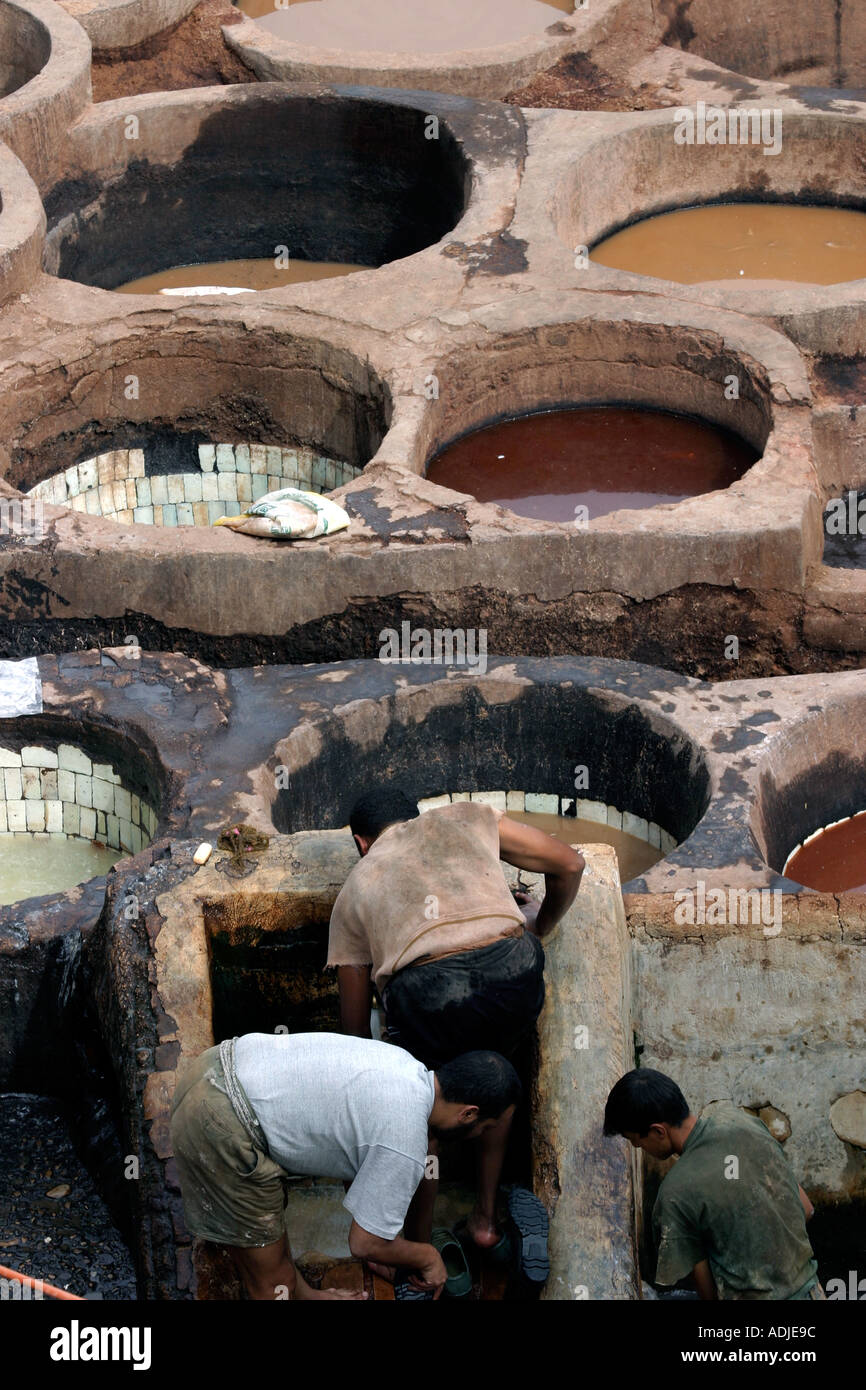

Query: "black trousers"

xmin=382 ymin=931 xmax=545 ymax=1070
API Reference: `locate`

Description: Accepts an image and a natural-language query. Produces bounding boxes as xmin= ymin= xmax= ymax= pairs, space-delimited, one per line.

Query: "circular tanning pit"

xmin=426 ymin=405 xmax=758 ymax=523
xmin=3 ymin=322 xmax=389 ymax=529
xmin=783 ymin=811 xmax=866 ymax=892
xmin=224 ymin=0 xmax=580 ymax=99
xmin=239 ymin=0 xmax=575 ymax=54
xmin=752 ymin=695 xmax=866 ymax=892
xmin=558 ymin=112 xmax=866 ymax=311
xmin=270 ymin=678 xmax=709 ymax=888
xmin=0 ymin=0 xmax=49 ymax=98
xmin=663 ymin=0 xmax=866 ymax=90
xmin=0 ymin=720 xmax=161 ymax=905
xmin=590 ymin=203 xmax=866 ymax=287
xmin=42 ymin=87 xmax=470 ymax=293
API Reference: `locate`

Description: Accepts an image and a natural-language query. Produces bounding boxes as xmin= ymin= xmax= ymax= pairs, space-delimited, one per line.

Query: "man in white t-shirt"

xmin=170 ymin=1031 xmax=521 ymax=1301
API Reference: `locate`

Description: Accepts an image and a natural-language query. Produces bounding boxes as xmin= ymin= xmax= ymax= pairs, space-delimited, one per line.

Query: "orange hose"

xmin=0 ymin=1263 xmax=84 ymax=1300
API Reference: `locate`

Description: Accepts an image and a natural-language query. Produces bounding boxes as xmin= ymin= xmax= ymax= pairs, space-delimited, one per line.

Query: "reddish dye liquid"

xmin=426 ymin=407 xmax=759 ymax=523
xmin=784 ymin=811 xmax=866 ymax=892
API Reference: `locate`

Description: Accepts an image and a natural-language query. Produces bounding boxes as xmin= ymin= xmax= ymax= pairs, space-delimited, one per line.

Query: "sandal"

xmin=431 ymin=1226 xmax=473 ymax=1298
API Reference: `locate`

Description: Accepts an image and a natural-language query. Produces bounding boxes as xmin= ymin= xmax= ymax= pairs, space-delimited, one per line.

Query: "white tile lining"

xmin=0 ymin=742 xmax=157 ymax=857
xmin=27 ymin=443 xmax=361 ymax=526
xmin=417 ymin=789 xmax=678 ymax=855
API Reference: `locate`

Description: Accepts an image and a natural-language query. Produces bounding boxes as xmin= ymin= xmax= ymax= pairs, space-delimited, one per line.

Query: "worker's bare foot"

xmin=466 ymin=1210 xmax=503 ymax=1249
xmin=367 ymin=1260 xmax=396 ymax=1282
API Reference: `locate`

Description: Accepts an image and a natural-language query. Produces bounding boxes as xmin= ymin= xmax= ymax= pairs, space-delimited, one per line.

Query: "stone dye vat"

xmin=0 ymin=719 xmax=159 ymax=904
xmin=784 ymin=812 xmax=866 ymax=893
xmin=0 ymin=0 xmax=49 ymax=98
xmin=590 ymin=203 xmax=866 ymax=286
xmin=240 ymin=0 xmax=574 ymax=53
xmin=41 ymin=86 xmax=470 ymax=292
xmin=553 ymin=109 xmax=866 ymax=320
xmin=269 ymin=677 xmax=707 ymax=890
xmin=224 ymin=0 xmax=583 ymax=98
xmin=426 ymin=406 xmax=758 ymax=522
xmin=661 ymin=0 xmax=866 ymax=89
xmin=749 ymin=684 xmax=866 ymax=893
xmin=3 ymin=321 xmax=387 ymax=542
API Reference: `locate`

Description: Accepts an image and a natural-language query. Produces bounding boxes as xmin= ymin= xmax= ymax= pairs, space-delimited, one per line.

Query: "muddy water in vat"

xmin=590 ymin=204 xmax=866 ymax=285
xmin=117 ymin=258 xmax=366 ymax=294
xmin=784 ymin=810 xmax=866 ymax=891
xmin=508 ymin=810 xmax=662 ymax=882
xmin=0 ymin=836 xmax=118 ymax=905
xmin=426 ymin=407 xmax=757 ymax=523
xmin=240 ymin=0 xmax=574 ymax=47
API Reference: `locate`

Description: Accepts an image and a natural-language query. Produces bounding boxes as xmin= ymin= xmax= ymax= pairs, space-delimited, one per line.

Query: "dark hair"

xmin=436 ymin=1051 xmax=522 ymax=1120
xmin=603 ymin=1069 xmax=690 ymax=1137
xmin=349 ymin=788 xmax=420 ymax=842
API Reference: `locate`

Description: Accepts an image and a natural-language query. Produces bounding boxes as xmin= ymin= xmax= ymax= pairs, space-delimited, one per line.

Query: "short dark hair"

xmin=603 ymin=1069 xmax=690 ymax=1137
xmin=349 ymin=788 xmax=420 ymax=842
xmin=436 ymin=1051 xmax=522 ymax=1121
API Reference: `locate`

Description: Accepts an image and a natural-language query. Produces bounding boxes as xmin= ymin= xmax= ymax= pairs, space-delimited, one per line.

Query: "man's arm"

xmin=692 ymin=1259 xmax=718 ymax=1301
xmin=338 ymin=965 xmax=373 ymax=1038
xmin=348 ymin=1223 xmax=447 ymax=1298
xmin=497 ymin=815 xmax=585 ymax=939
xmin=798 ymin=1184 xmax=814 ymax=1222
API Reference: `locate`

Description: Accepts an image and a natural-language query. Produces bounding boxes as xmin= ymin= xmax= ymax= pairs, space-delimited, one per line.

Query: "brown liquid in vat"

xmin=426 ymin=406 xmax=758 ymax=524
xmin=116 ymin=258 xmax=366 ymax=294
xmin=590 ymin=203 xmax=866 ymax=286
xmin=784 ymin=811 xmax=866 ymax=892
xmin=509 ymin=810 xmax=662 ymax=883
xmin=240 ymin=0 xmax=574 ymax=49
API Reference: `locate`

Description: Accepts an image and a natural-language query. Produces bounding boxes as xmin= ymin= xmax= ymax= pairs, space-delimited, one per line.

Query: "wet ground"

xmin=0 ymin=1095 xmax=136 ymax=1300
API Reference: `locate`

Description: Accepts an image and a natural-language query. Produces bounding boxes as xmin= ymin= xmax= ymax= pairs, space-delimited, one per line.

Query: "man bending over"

xmin=328 ymin=787 xmax=584 ymax=1258
xmin=604 ymin=1068 xmax=822 ymax=1300
xmin=171 ymin=1031 xmax=520 ymax=1300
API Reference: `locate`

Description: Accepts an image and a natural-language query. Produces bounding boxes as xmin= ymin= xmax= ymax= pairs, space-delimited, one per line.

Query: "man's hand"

xmin=408 ymin=1249 xmax=448 ymax=1298
xmin=498 ymin=817 xmax=584 ymax=938
xmin=512 ymin=888 xmax=541 ymax=933
xmin=349 ymin=1223 xmax=447 ymax=1298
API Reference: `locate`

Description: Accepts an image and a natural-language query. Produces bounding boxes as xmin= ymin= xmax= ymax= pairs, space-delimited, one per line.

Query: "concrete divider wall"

xmin=0 ymin=137 xmax=45 ymax=304
xmin=532 ymin=844 xmax=640 ymax=1300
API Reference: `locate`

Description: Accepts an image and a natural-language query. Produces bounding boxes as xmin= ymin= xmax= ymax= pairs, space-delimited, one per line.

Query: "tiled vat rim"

xmin=27 ymin=443 xmax=359 ymax=527
xmin=417 ymin=789 xmax=678 ymax=856
xmin=0 ymin=742 xmax=157 ymax=856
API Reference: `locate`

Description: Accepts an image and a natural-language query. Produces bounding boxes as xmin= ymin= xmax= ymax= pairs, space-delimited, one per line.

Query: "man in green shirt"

xmin=604 ymin=1068 xmax=822 ymax=1300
